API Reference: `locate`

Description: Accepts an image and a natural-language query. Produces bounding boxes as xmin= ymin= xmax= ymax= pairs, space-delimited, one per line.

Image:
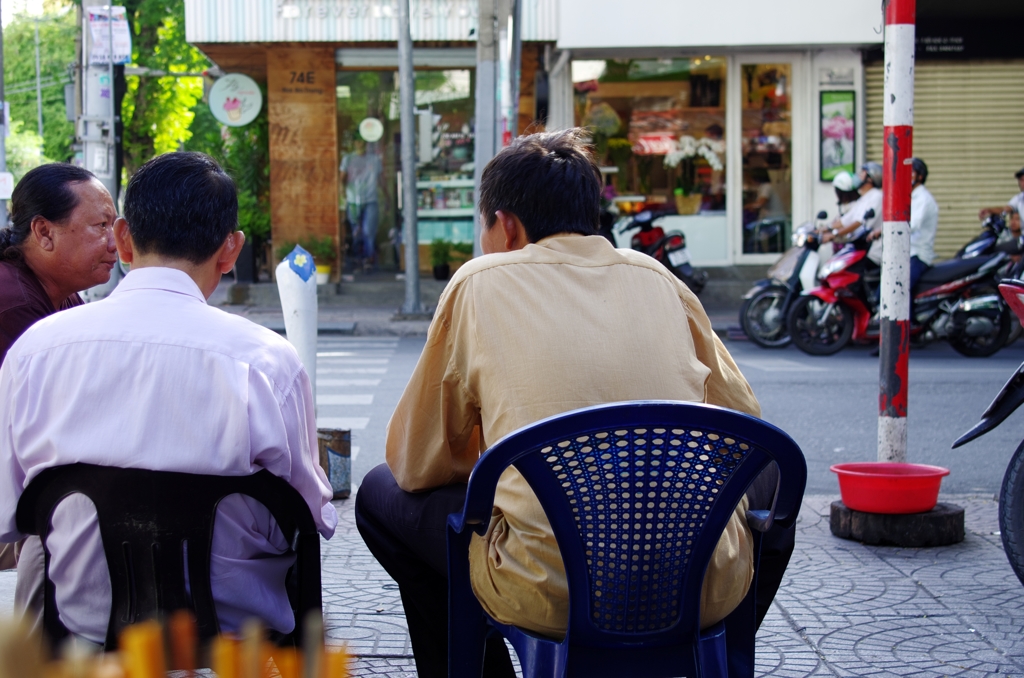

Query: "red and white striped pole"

xmin=878 ymin=0 xmax=916 ymax=463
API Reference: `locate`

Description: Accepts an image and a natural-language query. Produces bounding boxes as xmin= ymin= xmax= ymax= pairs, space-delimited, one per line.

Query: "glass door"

xmin=728 ymin=54 xmax=808 ymax=262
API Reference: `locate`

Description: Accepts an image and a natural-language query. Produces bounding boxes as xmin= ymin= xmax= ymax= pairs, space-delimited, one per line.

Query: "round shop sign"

xmin=209 ymin=73 xmax=262 ymax=127
xmin=358 ymin=117 xmax=384 ymax=142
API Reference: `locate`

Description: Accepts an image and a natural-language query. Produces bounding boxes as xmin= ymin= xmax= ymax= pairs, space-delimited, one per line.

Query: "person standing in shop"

xmin=339 ymin=137 xmax=382 ymax=271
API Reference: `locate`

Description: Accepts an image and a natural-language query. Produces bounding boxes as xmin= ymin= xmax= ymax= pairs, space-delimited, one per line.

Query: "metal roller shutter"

xmin=865 ymin=61 xmax=1024 ymax=259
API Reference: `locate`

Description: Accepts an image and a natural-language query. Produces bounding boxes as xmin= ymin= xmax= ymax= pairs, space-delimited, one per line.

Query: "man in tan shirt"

xmin=356 ymin=130 xmax=782 ymax=678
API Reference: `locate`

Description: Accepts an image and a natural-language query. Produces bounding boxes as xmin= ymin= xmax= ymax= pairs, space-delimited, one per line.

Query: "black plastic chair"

xmin=447 ymin=401 xmax=807 ymax=678
xmin=15 ymin=463 xmax=322 ymax=651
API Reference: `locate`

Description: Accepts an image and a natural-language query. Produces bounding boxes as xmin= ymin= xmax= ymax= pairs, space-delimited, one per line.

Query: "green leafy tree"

xmin=6 ymin=120 xmax=53 ymax=182
xmin=2 ymin=4 xmax=77 ymax=162
xmin=116 ymin=0 xmax=210 ymax=176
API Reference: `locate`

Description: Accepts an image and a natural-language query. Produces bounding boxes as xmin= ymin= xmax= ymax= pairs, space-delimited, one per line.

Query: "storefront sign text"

xmin=276 ymin=0 xmax=477 ymax=20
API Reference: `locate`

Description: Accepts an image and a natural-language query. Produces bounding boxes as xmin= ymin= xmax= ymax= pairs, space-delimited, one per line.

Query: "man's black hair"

xmin=1 ymin=163 xmax=97 ymax=261
xmin=478 ymin=129 xmax=600 ymax=242
xmin=123 ymin=152 xmax=237 ymax=264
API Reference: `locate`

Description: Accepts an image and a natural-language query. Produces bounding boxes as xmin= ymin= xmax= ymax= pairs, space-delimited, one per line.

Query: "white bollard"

xmin=276 ymin=245 xmax=318 ymax=408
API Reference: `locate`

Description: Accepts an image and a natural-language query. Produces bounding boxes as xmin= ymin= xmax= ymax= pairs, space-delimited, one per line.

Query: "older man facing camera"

xmin=356 ymin=130 xmax=789 ymax=678
xmin=0 ymin=152 xmax=337 ymax=644
xmin=0 ymin=165 xmax=117 ymax=571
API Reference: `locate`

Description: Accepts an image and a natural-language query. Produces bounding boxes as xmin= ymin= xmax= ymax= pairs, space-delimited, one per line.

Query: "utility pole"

xmin=878 ymin=0 xmax=916 ymax=463
xmin=472 ymin=0 xmax=498 ymax=257
xmin=34 ymin=16 xmax=42 ymax=137
xmin=0 ymin=0 xmax=9 ymax=229
xmin=398 ymin=0 xmax=422 ymax=314
xmin=79 ymin=5 xmax=124 ymax=301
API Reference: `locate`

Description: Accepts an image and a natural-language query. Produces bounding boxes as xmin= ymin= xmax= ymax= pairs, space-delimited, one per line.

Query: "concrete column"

xmin=398 ymin=0 xmax=422 ymax=313
xmin=472 ymin=0 xmax=498 ymax=256
xmin=878 ymin=0 xmax=916 ymax=463
xmin=546 ymin=49 xmax=572 ymax=131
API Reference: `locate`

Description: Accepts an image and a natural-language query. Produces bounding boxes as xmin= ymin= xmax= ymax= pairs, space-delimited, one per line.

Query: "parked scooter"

xmin=787 ymin=210 xmax=1014 ymax=356
xmin=953 ymin=272 xmax=1024 ymax=587
xmin=615 ymin=210 xmax=708 ymax=294
xmin=739 ymin=211 xmax=829 ymax=348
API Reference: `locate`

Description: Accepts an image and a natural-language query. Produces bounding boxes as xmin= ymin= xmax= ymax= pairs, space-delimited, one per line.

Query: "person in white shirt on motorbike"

xmin=822 ymin=162 xmax=884 ymax=246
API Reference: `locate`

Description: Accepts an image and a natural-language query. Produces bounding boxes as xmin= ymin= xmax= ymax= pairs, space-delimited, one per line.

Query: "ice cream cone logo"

xmin=223 ymin=97 xmax=241 ymax=122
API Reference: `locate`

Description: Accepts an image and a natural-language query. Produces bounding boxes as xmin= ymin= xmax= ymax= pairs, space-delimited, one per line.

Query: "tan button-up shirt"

xmin=386 ymin=234 xmax=761 ymax=638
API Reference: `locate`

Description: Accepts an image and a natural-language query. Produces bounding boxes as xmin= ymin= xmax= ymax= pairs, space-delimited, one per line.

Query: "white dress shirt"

xmin=910 ymin=184 xmax=939 ymax=265
xmin=0 ymin=267 xmax=338 ymax=642
xmin=839 ymin=187 xmax=883 ymax=240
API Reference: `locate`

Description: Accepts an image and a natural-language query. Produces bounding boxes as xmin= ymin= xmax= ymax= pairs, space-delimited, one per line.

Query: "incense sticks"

xmin=0 ymin=613 xmax=350 ymax=678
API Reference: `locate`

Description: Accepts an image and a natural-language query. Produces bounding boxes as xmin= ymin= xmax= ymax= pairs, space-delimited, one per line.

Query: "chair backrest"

xmin=457 ymin=401 xmax=805 ymax=649
xmin=15 ymin=463 xmax=322 ymax=650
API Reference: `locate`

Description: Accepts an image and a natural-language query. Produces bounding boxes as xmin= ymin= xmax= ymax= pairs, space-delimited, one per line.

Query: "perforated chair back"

xmin=447 ymin=401 xmax=806 ymax=678
xmin=15 ymin=463 xmax=322 ymax=651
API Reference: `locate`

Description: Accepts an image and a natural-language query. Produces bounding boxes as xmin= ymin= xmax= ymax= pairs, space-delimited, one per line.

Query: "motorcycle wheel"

xmin=787 ymin=295 xmax=853 ymax=356
xmin=999 ymin=438 xmax=1024 ymax=587
xmin=949 ymin=307 xmax=1012 ymax=358
xmin=740 ymin=286 xmax=792 ymax=348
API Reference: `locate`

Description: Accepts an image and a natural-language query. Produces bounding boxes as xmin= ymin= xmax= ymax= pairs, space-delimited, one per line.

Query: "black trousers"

xmin=355 ymin=463 xmax=795 ymax=676
xmin=355 ymin=464 xmax=516 ymax=678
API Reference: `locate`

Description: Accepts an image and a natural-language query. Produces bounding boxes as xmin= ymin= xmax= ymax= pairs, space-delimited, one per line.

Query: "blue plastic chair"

xmin=447 ymin=401 xmax=806 ymax=678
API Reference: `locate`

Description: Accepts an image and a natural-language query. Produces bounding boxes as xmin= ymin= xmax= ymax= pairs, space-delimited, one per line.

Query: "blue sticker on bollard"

xmin=285 ymin=245 xmax=315 ymax=282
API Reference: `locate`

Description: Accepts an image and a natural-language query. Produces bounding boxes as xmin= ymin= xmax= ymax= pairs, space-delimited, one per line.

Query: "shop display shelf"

xmin=416 ymin=179 xmax=475 ymax=189
xmin=417 ymin=207 xmax=475 ymax=218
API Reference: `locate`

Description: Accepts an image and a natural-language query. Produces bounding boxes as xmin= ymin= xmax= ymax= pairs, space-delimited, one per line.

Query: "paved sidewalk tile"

xmin=323 ymin=493 xmax=1024 ymax=677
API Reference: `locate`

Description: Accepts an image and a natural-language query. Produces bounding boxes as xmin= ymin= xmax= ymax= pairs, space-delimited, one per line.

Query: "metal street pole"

xmin=878 ymin=0 xmax=916 ymax=463
xmin=398 ymin=0 xmax=422 ymax=314
xmin=510 ymin=0 xmax=522 ymax=136
xmin=472 ymin=0 xmax=498 ymax=257
xmin=34 ymin=16 xmax=42 ymax=137
xmin=0 ymin=0 xmax=8 ymax=229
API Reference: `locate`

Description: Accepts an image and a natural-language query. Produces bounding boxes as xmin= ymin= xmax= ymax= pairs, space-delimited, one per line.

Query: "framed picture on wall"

xmin=820 ymin=91 xmax=856 ymax=182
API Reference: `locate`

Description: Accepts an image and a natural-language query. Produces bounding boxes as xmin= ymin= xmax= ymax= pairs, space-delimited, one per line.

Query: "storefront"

xmin=864 ymin=13 xmax=1024 ymax=259
xmin=184 ymin=0 xmax=555 ymax=276
xmin=549 ymin=0 xmax=881 ymax=268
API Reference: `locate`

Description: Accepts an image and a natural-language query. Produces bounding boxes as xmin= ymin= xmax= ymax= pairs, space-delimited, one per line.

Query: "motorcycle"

xmin=615 ymin=210 xmax=708 ymax=294
xmin=953 ymin=274 xmax=1024 ymax=586
xmin=739 ymin=211 xmax=829 ymax=348
xmin=787 ymin=210 xmax=1014 ymax=356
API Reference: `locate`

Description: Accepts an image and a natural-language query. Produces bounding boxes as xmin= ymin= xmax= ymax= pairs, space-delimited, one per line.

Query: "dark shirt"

xmin=0 ymin=259 xmax=83 ymax=366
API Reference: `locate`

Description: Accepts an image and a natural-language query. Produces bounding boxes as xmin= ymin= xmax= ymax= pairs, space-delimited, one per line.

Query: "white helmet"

xmin=831 ymin=171 xmax=860 ymax=192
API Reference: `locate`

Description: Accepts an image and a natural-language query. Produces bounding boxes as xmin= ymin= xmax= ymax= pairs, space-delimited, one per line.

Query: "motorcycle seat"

xmin=916 ymin=255 xmax=993 ymax=288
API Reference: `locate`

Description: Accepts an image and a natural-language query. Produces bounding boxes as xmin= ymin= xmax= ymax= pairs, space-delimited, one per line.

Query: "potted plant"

xmin=663 ymin=136 xmax=724 ymax=215
xmin=607 ymin=138 xmax=633 ymax=193
xmin=430 ymin=239 xmax=452 ymax=280
xmin=301 ymin=237 xmax=336 ymax=284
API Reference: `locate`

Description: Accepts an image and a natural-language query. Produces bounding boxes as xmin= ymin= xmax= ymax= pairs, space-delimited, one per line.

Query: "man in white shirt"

xmin=978 ymin=167 xmax=1024 ymax=230
xmin=0 ymin=152 xmax=338 ymax=644
xmin=822 ymin=161 xmax=883 ymax=244
xmin=908 ymin=158 xmax=938 ymax=290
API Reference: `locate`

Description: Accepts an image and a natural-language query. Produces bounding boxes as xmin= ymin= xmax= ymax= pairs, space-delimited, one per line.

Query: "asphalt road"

xmin=316 ymin=334 xmax=1024 ymax=497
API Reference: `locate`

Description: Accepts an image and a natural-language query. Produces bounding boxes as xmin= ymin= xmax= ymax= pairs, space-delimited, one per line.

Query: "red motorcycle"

xmin=787 ymin=222 xmax=1013 ymax=356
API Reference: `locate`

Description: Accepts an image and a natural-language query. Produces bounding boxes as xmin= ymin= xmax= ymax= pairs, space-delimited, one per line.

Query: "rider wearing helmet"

xmin=823 ymin=161 xmax=884 ymax=243
xmin=832 ymin=171 xmax=861 ymax=213
xmin=909 ymin=157 xmax=938 ymax=290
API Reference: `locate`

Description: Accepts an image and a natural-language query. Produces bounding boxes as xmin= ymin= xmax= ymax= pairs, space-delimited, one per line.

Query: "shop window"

xmin=572 ymin=57 xmax=726 ymax=218
xmin=336 ymin=69 xmax=475 ymax=273
xmin=740 ymin=63 xmax=792 ymax=254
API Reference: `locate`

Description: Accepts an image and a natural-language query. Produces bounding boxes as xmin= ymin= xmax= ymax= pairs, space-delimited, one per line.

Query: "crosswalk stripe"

xmin=316 ymin=358 xmax=389 ymax=364
xmin=317 ymin=351 xmax=394 ymax=358
xmin=317 ymin=417 xmax=369 ymax=430
xmin=318 ymin=394 xmax=374 ymax=405
xmin=318 ymin=379 xmax=382 ymax=387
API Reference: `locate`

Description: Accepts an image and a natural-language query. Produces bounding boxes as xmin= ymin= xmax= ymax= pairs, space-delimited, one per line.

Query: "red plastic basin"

xmin=830 ymin=462 xmax=950 ymax=514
